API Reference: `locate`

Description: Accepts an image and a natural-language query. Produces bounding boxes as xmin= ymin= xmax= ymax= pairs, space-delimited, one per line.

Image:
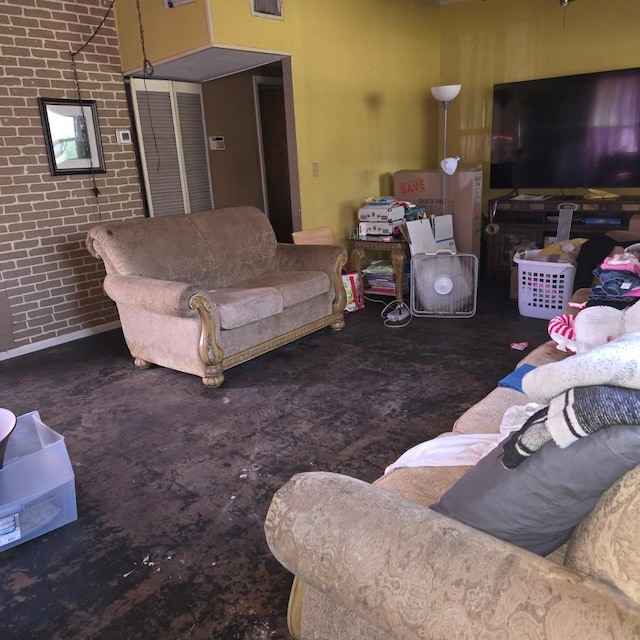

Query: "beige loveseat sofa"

xmin=87 ymin=207 xmax=347 ymax=387
xmin=265 ymin=331 xmax=640 ymax=639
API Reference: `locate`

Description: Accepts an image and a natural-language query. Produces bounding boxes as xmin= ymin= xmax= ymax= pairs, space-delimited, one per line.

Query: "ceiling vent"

xmin=252 ymin=0 xmax=283 ymax=19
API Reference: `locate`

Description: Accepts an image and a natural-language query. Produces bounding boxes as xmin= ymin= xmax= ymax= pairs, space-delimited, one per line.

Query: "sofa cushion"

xmin=238 ymin=270 xmax=330 ymax=308
xmin=208 ymin=287 xmax=283 ymax=330
xmin=86 ymin=213 xmax=217 ymax=283
xmin=430 ymin=424 xmax=640 ymax=556
xmin=85 ymin=206 xmax=279 ymax=289
xmin=189 ymin=207 xmax=278 ymax=287
xmin=516 ymin=339 xmax=570 ymax=367
xmin=452 ymin=341 xmax=570 ymax=436
xmin=375 ymin=464 xmax=470 ymax=508
xmin=564 ymin=464 xmax=640 ymax=606
xmin=452 ymin=387 xmax=527 ymax=435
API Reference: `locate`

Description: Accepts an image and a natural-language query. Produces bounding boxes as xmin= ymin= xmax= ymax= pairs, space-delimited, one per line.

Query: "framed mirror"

xmin=38 ymin=97 xmax=106 ymax=175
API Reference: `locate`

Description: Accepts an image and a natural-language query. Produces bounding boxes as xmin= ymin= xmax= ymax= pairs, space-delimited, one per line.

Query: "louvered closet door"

xmin=176 ymin=91 xmax=212 ymax=214
xmin=130 ymin=79 xmax=213 ymax=217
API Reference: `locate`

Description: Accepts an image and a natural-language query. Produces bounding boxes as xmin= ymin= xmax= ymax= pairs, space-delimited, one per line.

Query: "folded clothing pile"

xmin=589 ymin=242 xmax=640 ymax=306
xmin=430 ymin=331 xmax=640 ymax=555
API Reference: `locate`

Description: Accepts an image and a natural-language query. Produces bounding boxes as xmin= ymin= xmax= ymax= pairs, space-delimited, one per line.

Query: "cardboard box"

xmin=607 ymin=229 xmax=640 ymax=243
xmin=393 ymin=168 xmax=483 ymax=257
xmin=628 ymin=214 xmax=640 ymax=233
xmin=0 ymin=411 xmax=77 ymax=552
xmin=402 ymin=216 xmax=456 ymax=256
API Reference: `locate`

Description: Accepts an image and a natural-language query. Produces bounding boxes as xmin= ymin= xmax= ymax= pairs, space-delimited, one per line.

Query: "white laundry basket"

xmin=513 ymin=249 xmax=576 ymax=320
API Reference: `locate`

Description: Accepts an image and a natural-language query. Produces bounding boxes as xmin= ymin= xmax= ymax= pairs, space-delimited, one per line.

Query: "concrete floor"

xmin=0 ymin=282 xmax=549 ymax=639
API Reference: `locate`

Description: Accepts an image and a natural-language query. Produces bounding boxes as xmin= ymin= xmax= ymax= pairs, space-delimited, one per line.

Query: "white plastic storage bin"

xmin=513 ymin=249 xmax=576 ymax=320
xmin=0 ymin=411 xmax=77 ymax=552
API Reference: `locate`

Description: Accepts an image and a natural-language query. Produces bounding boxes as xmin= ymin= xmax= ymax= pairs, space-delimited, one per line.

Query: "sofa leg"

xmin=330 ymin=313 xmax=345 ymax=331
xmin=202 ymin=372 xmax=224 ymax=388
xmin=202 ymin=363 xmax=224 ymax=388
xmin=134 ymin=358 xmax=151 ymax=369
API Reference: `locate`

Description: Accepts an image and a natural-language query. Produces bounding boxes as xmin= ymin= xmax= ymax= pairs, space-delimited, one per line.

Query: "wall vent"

xmin=251 ymin=0 xmax=283 ymax=19
xmin=163 ymin=0 xmax=195 ymax=8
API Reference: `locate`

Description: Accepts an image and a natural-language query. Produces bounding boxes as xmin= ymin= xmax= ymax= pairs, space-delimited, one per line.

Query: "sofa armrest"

xmin=275 ymin=243 xmax=346 ymax=273
xmin=104 ymin=274 xmax=224 ymax=372
xmin=265 ymin=471 xmax=640 ymax=640
xmin=275 ymin=243 xmax=348 ymax=315
xmin=103 ymin=274 xmax=210 ymax=318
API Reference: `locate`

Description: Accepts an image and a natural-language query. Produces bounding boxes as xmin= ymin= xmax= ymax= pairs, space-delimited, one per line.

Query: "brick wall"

xmin=0 ymin=0 xmax=144 ymax=355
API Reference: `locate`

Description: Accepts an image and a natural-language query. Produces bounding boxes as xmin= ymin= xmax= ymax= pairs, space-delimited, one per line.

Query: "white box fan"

xmin=410 ymin=251 xmax=478 ymax=318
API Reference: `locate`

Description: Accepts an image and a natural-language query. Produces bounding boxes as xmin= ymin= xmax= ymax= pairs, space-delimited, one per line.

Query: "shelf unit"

xmin=486 ymin=196 xmax=640 ymax=281
xmin=348 ymin=236 xmax=409 ymax=301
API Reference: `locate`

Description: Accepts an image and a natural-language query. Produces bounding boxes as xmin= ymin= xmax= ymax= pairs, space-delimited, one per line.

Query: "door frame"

xmin=253 ymin=75 xmax=281 ymax=220
xmin=252 ymin=59 xmax=301 ymax=233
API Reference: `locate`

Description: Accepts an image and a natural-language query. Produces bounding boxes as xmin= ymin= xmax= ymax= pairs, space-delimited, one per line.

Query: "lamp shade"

xmin=431 ymin=84 xmax=461 ymax=103
xmin=441 ymin=156 xmax=460 ymax=176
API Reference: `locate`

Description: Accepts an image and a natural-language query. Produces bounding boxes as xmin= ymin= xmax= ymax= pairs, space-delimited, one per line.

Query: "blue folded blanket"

xmin=498 ymin=364 xmax=536 ymax=393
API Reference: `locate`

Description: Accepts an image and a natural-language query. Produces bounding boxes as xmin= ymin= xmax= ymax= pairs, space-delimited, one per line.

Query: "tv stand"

xmin=486 ymin=195 xmax=640 ymax=282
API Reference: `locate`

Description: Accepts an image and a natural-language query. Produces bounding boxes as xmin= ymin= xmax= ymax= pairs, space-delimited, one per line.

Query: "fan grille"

xmin=410 ymin=253 xmax=478 ymax=318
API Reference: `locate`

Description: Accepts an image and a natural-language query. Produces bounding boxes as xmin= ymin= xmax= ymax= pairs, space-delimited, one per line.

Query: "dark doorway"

xmin=257 ymin=81 xmax=292 ymax=243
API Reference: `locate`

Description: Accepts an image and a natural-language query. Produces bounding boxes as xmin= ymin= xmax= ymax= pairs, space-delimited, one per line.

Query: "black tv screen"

xmin=490 ymin=68 xmax=640 ymax=190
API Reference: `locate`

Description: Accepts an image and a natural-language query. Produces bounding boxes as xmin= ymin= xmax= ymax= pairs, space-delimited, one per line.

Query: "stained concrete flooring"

xmin=0 ymin=283 xmax=550 ymax=639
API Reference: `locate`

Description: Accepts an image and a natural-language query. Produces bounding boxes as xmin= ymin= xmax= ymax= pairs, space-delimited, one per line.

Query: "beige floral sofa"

xmin=265 ymin=325 xmax=640 ymax=639
xmin=86 ymin=207 xmax=347 ymax=387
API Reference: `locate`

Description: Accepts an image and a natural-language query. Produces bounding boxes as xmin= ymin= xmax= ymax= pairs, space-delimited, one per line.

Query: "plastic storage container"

xmin=0 ymin=411 xmax=77 ymax=552
xmin=513 ymin=249 xmax=576 ymax=320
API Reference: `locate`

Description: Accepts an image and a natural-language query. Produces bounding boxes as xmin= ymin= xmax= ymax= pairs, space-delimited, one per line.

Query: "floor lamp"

xmin=431 ymin=84 xmax=461 ymax=216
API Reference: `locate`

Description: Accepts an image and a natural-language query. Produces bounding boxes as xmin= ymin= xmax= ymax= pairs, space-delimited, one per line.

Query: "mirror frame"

xmin=38 ymin=97 xmax=106 ymax=176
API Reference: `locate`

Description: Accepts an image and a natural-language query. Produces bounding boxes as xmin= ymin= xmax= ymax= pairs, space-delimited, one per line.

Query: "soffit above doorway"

xmin=126 ymin=46 xmax=286 ymax=83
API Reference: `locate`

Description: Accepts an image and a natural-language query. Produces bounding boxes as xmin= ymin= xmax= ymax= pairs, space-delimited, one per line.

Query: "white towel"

xmin=385 ymin=403 xmax=542 ymax=473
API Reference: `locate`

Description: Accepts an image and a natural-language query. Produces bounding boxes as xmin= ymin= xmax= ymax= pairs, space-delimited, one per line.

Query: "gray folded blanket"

xmin=502 ymin=385 xmax=640 ymax=468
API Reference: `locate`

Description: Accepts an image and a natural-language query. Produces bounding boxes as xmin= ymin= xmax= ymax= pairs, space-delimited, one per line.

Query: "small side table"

xmin=349 ymin=236 xmax=410 ymax=301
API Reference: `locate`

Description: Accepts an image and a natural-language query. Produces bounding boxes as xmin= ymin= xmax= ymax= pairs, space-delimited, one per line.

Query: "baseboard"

xmin=0 ymin=321 xmax=121 ymax=361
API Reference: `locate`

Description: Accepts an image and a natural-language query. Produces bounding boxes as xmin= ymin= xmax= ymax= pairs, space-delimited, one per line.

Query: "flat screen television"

xmin=490 ymin=68 xmax=640 ymax=190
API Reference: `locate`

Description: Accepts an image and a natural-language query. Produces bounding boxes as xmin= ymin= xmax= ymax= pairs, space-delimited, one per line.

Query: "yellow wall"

xmin=115 ymin=0 xmax=442 ymax=240
xmin=210 ymin=0 xmax=442 ymax=237
xmin=114 ymin=0 xmax=640 ymax=239
xmin=208 ymin=0 xmax=294 ymax=53
xmin=439 ymin=0 xmax=640 ymax=199
xmin=115 ymin=0 xmax=211 ymax=72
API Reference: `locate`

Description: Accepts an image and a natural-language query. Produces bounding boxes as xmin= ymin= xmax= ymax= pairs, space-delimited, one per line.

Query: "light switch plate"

xmin=116 ymin=129 xmax=132 ymax=144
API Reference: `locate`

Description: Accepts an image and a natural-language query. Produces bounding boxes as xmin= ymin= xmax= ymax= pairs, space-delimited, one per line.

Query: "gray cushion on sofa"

xmin=239 ymin=270 xmax=330 ymax=308
xmin=430 ymin=424 xmax=640 ymax=555
xmin=208 ymin=287 xmax=283 ymax=330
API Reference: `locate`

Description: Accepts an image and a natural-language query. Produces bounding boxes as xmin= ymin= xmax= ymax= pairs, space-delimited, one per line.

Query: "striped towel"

xmin=502 ymin=385 xmax=640 ymax=468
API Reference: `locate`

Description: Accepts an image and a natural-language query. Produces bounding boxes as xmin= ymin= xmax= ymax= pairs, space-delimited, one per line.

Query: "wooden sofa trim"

xmin=190 ymin=289 xmax=342 ymax=387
